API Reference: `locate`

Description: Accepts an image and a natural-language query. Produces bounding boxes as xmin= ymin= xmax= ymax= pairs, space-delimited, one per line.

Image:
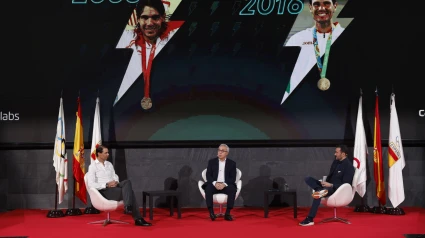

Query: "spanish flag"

xmin=73 ymin=96 xmax=87 ymax=204
xmin=373 ymin=91 xmax=385 ymax=205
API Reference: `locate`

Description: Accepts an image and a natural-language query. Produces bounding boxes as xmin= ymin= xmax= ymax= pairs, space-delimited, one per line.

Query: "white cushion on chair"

xmin=198 ymin=168 xmax=242 ymax=205
xmin=84 ymin=174 xmax=124 ymax=212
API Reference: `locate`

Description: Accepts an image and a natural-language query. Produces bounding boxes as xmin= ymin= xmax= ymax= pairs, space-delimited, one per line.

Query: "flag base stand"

xmin=372 ymin=206 xmax=387 ymax=214
xmin=354 ymin=205 xmax=370 ymax=212
xmin=386 ymin=207 xmax=405 ymax=215
xmin=66 ymin=208 xmax=83 ymax=216
xmin=46 ymin=210 xmax=65 ymax=218
xmin=84 ymin=206 xmax=100 ymax=214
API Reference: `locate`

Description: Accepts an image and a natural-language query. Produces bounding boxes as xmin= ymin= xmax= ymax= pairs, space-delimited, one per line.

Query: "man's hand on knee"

xmin=107 ymin=181 xmax=119 ymax=188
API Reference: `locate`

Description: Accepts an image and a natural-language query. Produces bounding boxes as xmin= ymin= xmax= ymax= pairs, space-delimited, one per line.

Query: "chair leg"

xmin=87 ymin=212 xmax=130 ymax=226
xmin=319 ymin=207 xmax=351 ymax=224
xmin=216 ymin=204 xmax=225 ymax=217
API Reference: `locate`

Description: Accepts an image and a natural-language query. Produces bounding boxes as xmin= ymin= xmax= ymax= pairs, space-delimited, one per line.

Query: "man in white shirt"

xmin=203 ymin=144 xmax=237 ymax=221
xmin=281 ymin=0 xmax=344 ymax=104
xmin=87 ymin=145 xmax=152 ymax=226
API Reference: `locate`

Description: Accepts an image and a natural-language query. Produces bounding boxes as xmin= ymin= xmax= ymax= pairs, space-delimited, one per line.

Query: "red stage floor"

xmin=0 ymin=207 xmax=424 ymax=238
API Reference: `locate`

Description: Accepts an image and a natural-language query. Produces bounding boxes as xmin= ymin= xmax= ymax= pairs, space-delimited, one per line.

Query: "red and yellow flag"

xmin=373 ymin=93 xmax=385 ymax=205
xmin=73 ymin=97 xmax=87 ymax=204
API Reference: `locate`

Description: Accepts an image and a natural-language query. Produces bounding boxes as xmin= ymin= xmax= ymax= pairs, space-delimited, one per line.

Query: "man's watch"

xmin=106 ymin=183 xmax=108 ymax=188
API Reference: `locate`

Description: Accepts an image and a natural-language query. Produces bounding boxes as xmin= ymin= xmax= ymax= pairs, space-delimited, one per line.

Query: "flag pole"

xmin=46 ymin=184 xmax=65 ymax=218
xmin=372 ymin=201 xmax=387 ymax=214
xmin=84 ymin=90 xmax=101 ymax=215
xmin=353 ymin=88 xmax=370 ymax=213
xmin=65 ymin=180 xmax=82 ymax=215
xmin=370 ymin=87 xmax=386 ymax=214
xmin=66 ymin=90 xmax=83 ymax=216
xmin=354 ymin=196 xmax=370 ymax=212
xmin=386 ymin=91 xmax=405 ymax=216
xmin=47 ymin=92 xmax=66 ymax=218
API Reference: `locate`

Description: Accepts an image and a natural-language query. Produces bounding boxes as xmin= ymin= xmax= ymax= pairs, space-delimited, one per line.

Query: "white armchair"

xmin=84 ymin=174 xmax=129 ymax=226
xmin=318 ymin=170 xmax=358 ymax=224
xmin=198 ymin=168 xmax=242 ymax=216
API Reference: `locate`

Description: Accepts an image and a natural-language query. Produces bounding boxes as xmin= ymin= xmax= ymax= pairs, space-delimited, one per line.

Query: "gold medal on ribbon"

xmin=141 ymin=97 xmax=152 ymax=110
xmin=317 ymin=78 xmax=330 ymax=91
xmin=313 ymin=26 xmax=334 ymax=91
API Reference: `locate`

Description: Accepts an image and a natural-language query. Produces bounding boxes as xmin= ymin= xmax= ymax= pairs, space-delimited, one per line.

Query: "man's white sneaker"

xmin=312 ymin=189 xmax=328 ymax=199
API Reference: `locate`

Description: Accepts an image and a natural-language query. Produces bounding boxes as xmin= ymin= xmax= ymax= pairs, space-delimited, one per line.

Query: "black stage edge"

xmin=84 ymin=206 xmax=100 ymax=214
xmin=372 ymin=206 xmax=387 ymax=214
xmin=46 ymin=210 xmax=65 ymax=218
xmin=354 ymin=205 xmax=371 ymax=212
xmin=387 ymin=207 xmax=405 ymax=215
xmin=1 ymin=139 xmax=425 ymax=150
xmin=66 ymin=208 xmax=83 ymax=216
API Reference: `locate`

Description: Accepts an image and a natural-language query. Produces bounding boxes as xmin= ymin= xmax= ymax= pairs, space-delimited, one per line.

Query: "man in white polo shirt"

xmin=281 ymin=0 xmax=344 ymax=104
xmin=87 ymin=145 xmax=152 ymax=226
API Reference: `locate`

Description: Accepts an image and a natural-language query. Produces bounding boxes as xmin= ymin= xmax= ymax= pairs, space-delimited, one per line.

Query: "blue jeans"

xmin=304 ymin=176 xmax=334 ymax=218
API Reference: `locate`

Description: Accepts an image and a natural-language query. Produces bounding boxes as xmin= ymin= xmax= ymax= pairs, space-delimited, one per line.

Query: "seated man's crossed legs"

xmin=99 ymin=179 xmax=152 ymax=226
xmin=299 ymin=176 xmax=334 ymax=226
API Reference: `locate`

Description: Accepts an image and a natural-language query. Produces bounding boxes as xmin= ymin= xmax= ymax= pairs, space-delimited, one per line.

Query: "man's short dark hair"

xmin=336 ymin=144 xmax=349 ymax=155
xmin=136 ymin=0 xmax=166 ymax=17
xmin=309 ymin=0 xmax=337 ymax=4
xmin=96 ymin=145 xmax=108 ymax=156
xmin=134 ymin=0 xmax=168 ymax=38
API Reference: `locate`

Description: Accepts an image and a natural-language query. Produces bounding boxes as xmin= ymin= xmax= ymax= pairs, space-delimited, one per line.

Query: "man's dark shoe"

xmin=299 ymin=217 xmax=314 ymax=226
xmin=224 ymin=214 xmax=233 ymax=221
xmin=135 ymin=218 xmax=152 ymax=226
xmin=124 ymin=206 xmax=133 ymax=215
xmin=209 ymin=212 xmax=216 ymax=221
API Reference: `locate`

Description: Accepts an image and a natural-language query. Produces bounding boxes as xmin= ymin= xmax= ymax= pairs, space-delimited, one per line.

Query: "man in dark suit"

xmin=299 ymin=144 xmax=355 ymax=226
xmin=204 ymin=144 xmax=237 ymax=221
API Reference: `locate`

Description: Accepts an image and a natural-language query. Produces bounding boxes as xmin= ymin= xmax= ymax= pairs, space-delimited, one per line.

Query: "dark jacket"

xmin=205 ymin=158 xmax=237 ymax=188
xmin=326 ymin=157 xmax=355 ymax=191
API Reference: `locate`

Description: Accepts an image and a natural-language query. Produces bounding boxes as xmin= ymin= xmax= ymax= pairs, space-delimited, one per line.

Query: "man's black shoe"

xmin=135 ymin=218 xmax=152 ymax=226
xmin=224 ymin=214 xmax=233 ymax=221
xmin=209 ymin=212 xmax=216 ymax=221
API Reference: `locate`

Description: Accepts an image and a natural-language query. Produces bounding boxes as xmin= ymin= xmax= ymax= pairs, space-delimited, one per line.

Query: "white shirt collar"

xmin=95 ymin=158 xmax=108 ymax=165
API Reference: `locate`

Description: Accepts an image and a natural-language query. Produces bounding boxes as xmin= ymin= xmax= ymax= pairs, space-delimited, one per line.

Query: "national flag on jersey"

xmin=373 ymin=91 xmax=385 ymax=205
xmin=90 ymin=97 xmax=102 ymax=164
xmin=388 ymin=93 xmax=405 ymax=208
xmin=53 ymin=97 xmax=68 ymax=204
xmin=73 ymin=96 xmax=87 ymax=204
xmin=352 ymin=94 xmax=367 ymax=197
